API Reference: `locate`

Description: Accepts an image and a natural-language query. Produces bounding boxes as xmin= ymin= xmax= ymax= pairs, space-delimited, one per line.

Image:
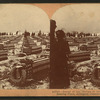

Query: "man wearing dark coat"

xmin=50 ymin=20 xmax=71 ymax=89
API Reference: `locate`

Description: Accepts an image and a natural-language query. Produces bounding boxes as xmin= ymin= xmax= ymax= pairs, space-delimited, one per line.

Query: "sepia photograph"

xmin=50 ymin=4 xmax=100 ymax=90
xmin=0 ymin=4 xmax=50 ymax=89
xmin=0 ymin=3 xmax=100 ymax=96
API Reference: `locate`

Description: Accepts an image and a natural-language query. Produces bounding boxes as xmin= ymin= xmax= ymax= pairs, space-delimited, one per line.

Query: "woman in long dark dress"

xmin=54 ymin=30 xmax=71 ymax=89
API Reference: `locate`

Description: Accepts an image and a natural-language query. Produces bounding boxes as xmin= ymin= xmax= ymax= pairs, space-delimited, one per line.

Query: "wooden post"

xmin=50 ymin=20 xmax=57 ymax=88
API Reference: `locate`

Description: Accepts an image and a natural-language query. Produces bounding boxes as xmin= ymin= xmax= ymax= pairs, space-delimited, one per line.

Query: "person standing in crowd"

xmin=50 ymin=20 xmax=71 ymax=89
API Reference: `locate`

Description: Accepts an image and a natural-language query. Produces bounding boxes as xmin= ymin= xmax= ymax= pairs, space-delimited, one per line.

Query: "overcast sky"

xmin=0 ymin=4 xmax=50 ymax=33
xmin=1 ymin=4 xmax=100 ymax=34
xmin=52 ymin=4 xmax=100 ymax=33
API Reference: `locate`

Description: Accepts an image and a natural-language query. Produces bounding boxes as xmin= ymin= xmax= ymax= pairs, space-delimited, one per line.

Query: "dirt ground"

xmin=0 ymin=54 xmax=100 ymax=89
